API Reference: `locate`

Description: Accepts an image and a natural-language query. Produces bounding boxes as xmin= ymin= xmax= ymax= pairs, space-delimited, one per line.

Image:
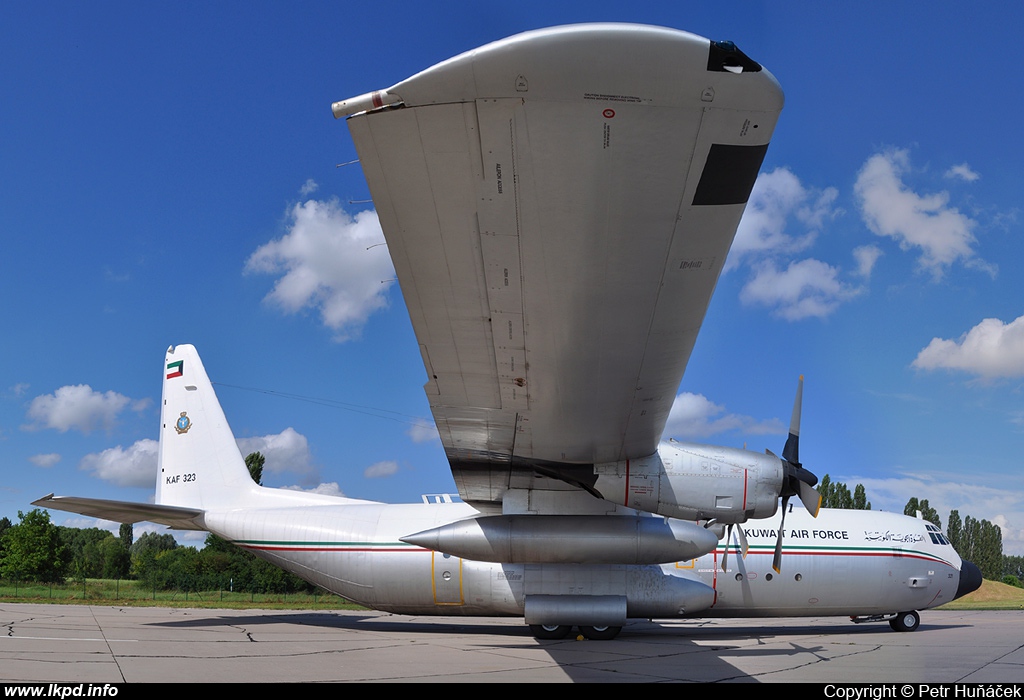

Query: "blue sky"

xmin=3 ymin=2 xmax=1023 ymax=553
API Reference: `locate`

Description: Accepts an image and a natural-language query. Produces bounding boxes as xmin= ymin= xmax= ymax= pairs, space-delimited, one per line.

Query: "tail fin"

xmin=156 ymin=344 xmax=259 ymax=510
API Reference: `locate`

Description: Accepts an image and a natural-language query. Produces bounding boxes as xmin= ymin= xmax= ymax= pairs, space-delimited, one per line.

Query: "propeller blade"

xmin=773 ymin=495 xmax=789 ymax=573
xmin=737 ymin=522 xmax=749 ymax=558
xmin=721 ymin=525 xmax=731 ymax=572
xmin=766 ymin=378 xmax=817 ymax=573
xmin=799 ymin=479 xmax=822 ymax=517
xmin=721 ymin=522 xmax=751 ymax=571
xmin=782 ymin=375 xmax=803 ymax=467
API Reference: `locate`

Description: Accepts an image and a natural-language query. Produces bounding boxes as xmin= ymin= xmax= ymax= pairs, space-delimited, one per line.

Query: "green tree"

xmin=852 ymin=484 xmax=871 ymax=510
xmin=947 ymin=510 xmax=963 ymax=552
xmin=131 ymin=533 xmax=180 ymax=586
xmin=120 ymin=523 xmax=133 ymax=550
xmin=818 ymin=475 xmax=851 ymax=508
xmin=130 ymin=531 xmax=178 ymax=581
xmin=0 ymin=509 xmax=67 ymax=583
xmin=817 ymin=474 xmax=870 ymax=509
xmin=0 ymin=516 xmax=13 ymax=561
xmin=131 ymin=531 xmax=178 ymax=558
xmin=1004 ymin=555 xmax=1024 ymax=581
xmin=59 ymin=526 xmax=114 ymax=579
xmin=113 ymin=523 xmax=134 ymax=579
xmin=957 ymin=515 xmax=1004 ymax=580
xmin=245 ymin=452 xmax=265 ymax=486
xmin=904 ymin=498 xmax=940 ymax=527
xmin=100 ymin=537 xmax=131 ymax=579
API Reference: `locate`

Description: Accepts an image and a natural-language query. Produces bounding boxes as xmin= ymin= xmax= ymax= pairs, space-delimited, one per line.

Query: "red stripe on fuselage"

xmin=238 ymin=545 xmax=428 ymax=553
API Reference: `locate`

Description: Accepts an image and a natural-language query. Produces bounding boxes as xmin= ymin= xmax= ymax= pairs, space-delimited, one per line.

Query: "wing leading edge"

xmin=340 ymin=24 xmax=783 ymax=505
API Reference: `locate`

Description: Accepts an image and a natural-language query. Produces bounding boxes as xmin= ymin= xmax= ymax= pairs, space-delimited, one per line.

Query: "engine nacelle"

xmin=401 ymin=514 xmax=719 ymax=565
xmin=592 ymin=441 xmax=782 ymax=524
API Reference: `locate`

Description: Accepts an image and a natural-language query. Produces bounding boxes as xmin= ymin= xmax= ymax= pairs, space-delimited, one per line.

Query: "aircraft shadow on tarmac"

xmin=139 ymin=612 xmax=979 ymax=682
xmin=144 ymin=611 xmax=971 ymax=637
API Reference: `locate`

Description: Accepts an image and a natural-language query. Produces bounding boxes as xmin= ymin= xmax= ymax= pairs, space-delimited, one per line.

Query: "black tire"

xmin=889 ymin=610 xmax=920 ymax=632
xmin=529 ymin=624 xmax=572 ymax=640
xmin=578 ymin=625 xmax=622 ymax=640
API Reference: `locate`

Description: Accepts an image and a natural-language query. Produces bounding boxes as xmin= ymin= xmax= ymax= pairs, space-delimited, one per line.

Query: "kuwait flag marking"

xmin=166 ymin=360 xmax=183 ymax=379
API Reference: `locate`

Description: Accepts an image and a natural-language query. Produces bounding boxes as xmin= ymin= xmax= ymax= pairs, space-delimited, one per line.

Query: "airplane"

xmin=34 ymin=24 xmax=981 ymax=640
xmin=34 ymin=343 xmax=982 ymax=640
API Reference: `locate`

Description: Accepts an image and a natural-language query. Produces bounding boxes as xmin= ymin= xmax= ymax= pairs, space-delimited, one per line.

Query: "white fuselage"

xmin=204 ymin=501 xmax=964 ymax=619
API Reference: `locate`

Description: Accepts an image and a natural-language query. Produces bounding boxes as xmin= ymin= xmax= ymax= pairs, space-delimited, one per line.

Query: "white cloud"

xmin=8 ymin=383 xmax=29 ymax=398
xmin=945 ymin=163 xmax=980 ymax=182
xmin=663 ymin=392 xmax=784 ymax=440
xmin=912 ymin=314 xmax=1024 ymax=379
xmin=364 ymin=460 xmax=398 ymax=478
xmin=408 ymin=418 xmax=439 ymax=443
xmin=80 ymin=439 xmax=158 ymax=488
xmin=740 ymin=259 xmax=862 ymax=321
xmin=245 ymin=200 xmax=394 ymax=341
xmin=853 ymin=245 xmax=883 ymax=278
xmin=53 ymin=516 xmax=122 ymax=535
xmin=991 ymin=514 xmax=1024 ymax=557
xmin=29 ymin=453 xmax=61 ymax=468
xmin=299 ymin=178 xmax=319 ymax=196
xmin=282 ymin=482 xmax=346 ymax=497
xmin=727 ymin=168 xmax=868 ymax=321
xmin=844 ymin=473 xmax=1024 ymax=555
xmin=729 ymin=168 xmax=839 ymax=269
xmin=235 ymin=427 xmax=315 ymax=479
xmin=25 ymin=385 xmax=149 ymax=433
xmin=855 ymin=149 xmax=990 ymax=278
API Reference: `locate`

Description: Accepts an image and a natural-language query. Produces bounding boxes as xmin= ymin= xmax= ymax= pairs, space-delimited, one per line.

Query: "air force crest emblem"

xmin=175 ymin=412 xmax=192 ymax=434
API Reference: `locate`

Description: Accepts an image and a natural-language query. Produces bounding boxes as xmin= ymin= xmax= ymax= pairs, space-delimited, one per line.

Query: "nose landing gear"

xmin=889 ymin=610 xmax=921 ymax=632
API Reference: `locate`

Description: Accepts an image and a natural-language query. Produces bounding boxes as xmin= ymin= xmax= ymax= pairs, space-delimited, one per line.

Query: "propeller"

xmin=720 ymin=521 xmax=749 ymax=572
xmin=767 ymin=376 xmax=821 ymax=573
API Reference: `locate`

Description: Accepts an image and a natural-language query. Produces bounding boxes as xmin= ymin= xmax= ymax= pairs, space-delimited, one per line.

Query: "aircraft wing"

xmin=340 ymin=25 xmax=783 ymax=506
xmin=32 ymin=494 xmax=206 ymax=530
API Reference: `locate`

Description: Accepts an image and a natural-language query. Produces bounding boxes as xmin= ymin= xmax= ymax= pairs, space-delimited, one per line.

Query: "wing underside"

xmin=344 ymin=25 xmax=783 ymax=505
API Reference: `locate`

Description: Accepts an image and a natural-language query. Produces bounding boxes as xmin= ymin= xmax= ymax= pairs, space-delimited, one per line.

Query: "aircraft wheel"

xmin=889 ymin=610 xmax=920 ymax=632
xmin=529 ymin=624 xmax=572 ymax=640
xmin=579 ymin=625 xmax=622 ymax=640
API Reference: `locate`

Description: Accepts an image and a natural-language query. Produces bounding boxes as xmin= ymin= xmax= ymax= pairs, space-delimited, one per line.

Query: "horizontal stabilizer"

xmin=32 ymin=494 xmax=205 ymax=530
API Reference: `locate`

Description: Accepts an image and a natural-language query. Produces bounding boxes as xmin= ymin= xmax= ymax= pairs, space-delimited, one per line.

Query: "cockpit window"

xmin=925 ymin=523 xmax=950 ymax=546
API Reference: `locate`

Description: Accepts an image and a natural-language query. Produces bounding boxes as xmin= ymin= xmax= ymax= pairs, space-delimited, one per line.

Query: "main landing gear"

xmin=529 ymin=624 xmax=623 ymax=640
xmin=850 ymin=610 xmax=921 ymax=632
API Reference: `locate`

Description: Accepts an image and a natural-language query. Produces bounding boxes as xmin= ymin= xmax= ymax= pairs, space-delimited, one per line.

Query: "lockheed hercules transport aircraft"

xmin=35 ymin=24 xmax=981 ymax=640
